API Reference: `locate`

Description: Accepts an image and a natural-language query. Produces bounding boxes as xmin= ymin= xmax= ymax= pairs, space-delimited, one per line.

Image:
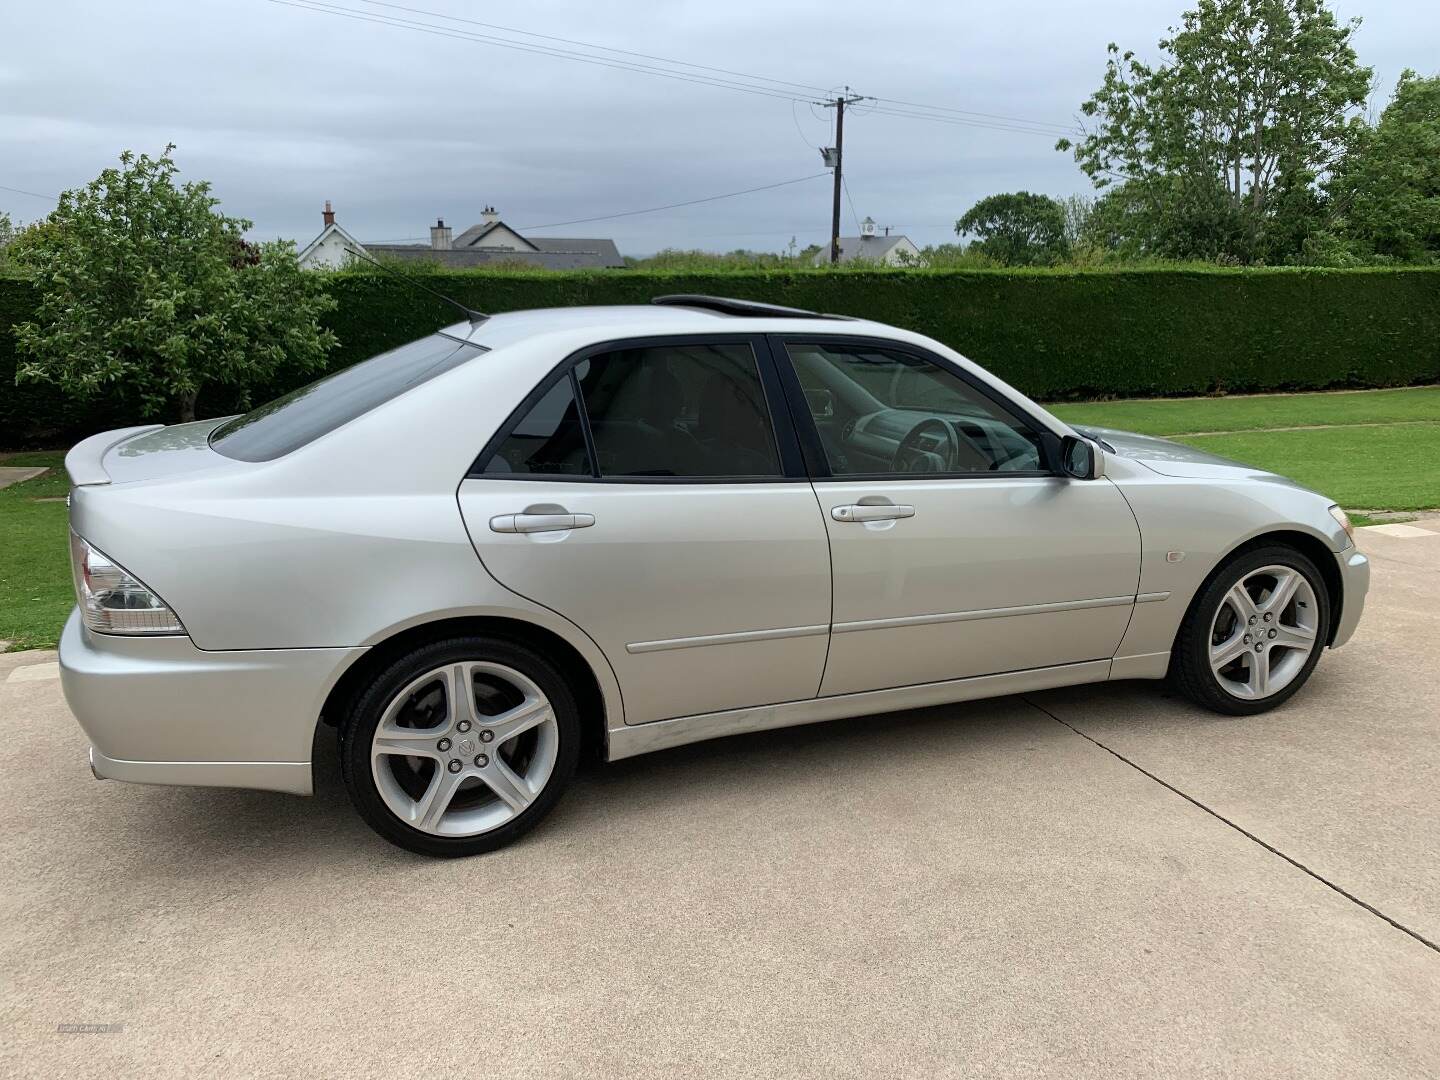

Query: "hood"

xmin=67 ymin=418 xmax=238 ymax=486
xmin=1071 ymin=425 xmax=1303 ymax=486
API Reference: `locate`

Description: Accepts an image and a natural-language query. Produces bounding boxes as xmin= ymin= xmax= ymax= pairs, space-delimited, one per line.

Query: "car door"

xmin=774 ymin=336 xmax=1142 ymax=697
xmin=457 ymin=334 xmax=832 ymax=726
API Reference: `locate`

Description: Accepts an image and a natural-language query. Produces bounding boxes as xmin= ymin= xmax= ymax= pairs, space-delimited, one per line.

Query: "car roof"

xmin=452 ymin=302 xmax=890 ymax=351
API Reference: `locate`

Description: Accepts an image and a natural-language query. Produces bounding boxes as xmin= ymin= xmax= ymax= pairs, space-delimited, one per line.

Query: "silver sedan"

xmin=59 ymin=296 xmax=1369 ymax=856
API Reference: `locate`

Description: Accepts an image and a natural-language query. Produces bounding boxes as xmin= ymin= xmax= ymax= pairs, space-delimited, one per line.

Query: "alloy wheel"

xmin=370 ymin=661 xmax=559 ymax=837
xmin=1208 ymin=563 xmax=1319 ymax=701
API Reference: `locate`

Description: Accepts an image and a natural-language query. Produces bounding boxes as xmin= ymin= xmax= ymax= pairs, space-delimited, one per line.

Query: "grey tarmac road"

xmin=2 ymin=527 xmax=1438 ymax=1079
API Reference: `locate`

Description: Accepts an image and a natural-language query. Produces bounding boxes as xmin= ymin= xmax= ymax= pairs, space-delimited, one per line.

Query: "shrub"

xmin=3 ymin=266 xmax=1437 ymax=446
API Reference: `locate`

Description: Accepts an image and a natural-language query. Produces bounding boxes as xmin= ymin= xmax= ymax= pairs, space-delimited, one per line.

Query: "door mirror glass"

xmin=1060 ymin=434 xmax=1102 ymax=480
xmin=803 ymin=387 xmax=834 ymax=419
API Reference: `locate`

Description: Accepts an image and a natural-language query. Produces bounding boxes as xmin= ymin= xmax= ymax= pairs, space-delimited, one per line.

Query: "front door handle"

xmin=831 ymin=503 xmax=915 ymax=523
xmin=489 ymin=512 xmax=596 ymax=534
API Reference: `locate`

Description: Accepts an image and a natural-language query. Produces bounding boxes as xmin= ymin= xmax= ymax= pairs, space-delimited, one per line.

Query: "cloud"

xmin=2 ymin=0 xmax=1434 ymax=253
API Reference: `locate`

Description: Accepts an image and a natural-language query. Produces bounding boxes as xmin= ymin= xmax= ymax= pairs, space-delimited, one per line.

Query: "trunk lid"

xmin=65 ymin=419 xmax=236 ymax=486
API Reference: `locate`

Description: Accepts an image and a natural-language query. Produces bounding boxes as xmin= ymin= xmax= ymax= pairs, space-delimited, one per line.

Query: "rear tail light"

xmin=69 ymin=531 xmax=185 ymax=635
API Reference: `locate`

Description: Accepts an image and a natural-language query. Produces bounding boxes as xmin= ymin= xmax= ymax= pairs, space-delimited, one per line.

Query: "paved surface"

xmin=0 ymin=466 xmax=46 ymax=491
xmin=2 ymin=529 xmax=1438 ymax=1079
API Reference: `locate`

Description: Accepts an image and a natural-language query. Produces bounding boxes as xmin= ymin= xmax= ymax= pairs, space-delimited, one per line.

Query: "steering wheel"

xmin=893 ymin=418 xmax=960 ymax=473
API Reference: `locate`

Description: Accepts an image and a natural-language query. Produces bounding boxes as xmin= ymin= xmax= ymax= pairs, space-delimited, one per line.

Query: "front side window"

xmin=784 ymin=342 xmax=1045 ymax=476
xmin=479 ymin=341 xmax=783 ymax=479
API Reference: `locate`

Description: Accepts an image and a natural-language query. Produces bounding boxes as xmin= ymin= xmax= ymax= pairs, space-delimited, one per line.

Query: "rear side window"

xmin=477 ymin=342 xmax=784 ymax=479
xmin=211 ymin=334 xmax=486 ymax=462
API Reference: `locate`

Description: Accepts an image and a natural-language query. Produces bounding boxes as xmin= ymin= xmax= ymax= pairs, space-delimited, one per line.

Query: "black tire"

xmin=1169 ymin=544 xmax=1331 ymax=716
xmin=340 ymin=636 xmax=581 ymax=857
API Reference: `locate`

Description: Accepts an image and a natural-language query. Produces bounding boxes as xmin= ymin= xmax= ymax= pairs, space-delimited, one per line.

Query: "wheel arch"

xmin=1203 ymin=528 xmax=1345 ymax=646
xmin=317 ymin=615 xmax=617 ymax=765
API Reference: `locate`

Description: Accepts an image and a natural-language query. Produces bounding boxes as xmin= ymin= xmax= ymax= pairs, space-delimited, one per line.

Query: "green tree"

xmin=1328 ymin=71 xmax=1440 ymax=263
xmin=955 ymin=191 xmax=1070 ymax=266
xmin=0 ymin=211 xmax=15 ymax=271
xmin=14 ymin=146 xmax=336 ymax=422
xmin=1058 ymin=0 xmax=1371 ymax=262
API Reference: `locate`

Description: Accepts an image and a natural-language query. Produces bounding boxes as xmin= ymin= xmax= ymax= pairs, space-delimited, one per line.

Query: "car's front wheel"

xmin=341 ymin=636 xmax=580 ymax=856
xmin=1171 ymin=545 xmax=1331 ymax=715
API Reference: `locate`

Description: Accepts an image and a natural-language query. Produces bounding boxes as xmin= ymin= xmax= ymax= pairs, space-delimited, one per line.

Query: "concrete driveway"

xmin=2 ymin=528 xmax=1438 ymax=1079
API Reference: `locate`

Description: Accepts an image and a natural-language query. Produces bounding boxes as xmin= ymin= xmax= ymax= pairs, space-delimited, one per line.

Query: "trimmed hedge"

xmin=3 ymin=267 xmax=1439 ymax=446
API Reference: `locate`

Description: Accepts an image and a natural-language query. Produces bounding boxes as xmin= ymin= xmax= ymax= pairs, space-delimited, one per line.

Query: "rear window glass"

xmin=210 ymin=334 xmax=486 ymax=461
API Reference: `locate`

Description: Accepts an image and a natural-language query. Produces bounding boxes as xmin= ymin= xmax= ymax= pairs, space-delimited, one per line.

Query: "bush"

xmin=3 ymin=266 xmax=1438 ymax=446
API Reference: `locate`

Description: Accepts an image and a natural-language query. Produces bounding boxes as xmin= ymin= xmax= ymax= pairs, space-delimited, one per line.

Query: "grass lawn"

xmin=1 ymin=385 xmax=1436 ymax=651
xmin=1050 ymin=384 xmax=1440 ymax=436
xmin=1052 ymin=385 xmax=1440 ymax=512
xmin=1175 ymin=425 xmax=1440 ymax=511
xmin=0 ymin=452 xmax=73 ymax=651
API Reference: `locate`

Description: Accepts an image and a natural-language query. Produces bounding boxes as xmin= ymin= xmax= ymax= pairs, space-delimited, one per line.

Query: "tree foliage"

xmin=956 ymin=191 xmax=1071 ymax=266
xmin=1059 ymin=0 xmax=1371 ymax=263
xmin=1327 ymin=71 xmax=1440 ymax=263
xmin=13 ymin=146 xmax=336 ymax=421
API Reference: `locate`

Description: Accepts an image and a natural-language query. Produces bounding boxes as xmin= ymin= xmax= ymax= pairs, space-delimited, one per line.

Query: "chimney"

xmin=482 ymin=205 xmax=498 ymax=226
xmin=430 ymin=218 xmax=453 ymax=250
xmin=322 ymin=200 xmax=335 ymax=228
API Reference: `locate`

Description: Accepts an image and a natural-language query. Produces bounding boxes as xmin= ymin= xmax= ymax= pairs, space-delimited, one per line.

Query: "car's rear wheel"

xmin=1170 ymin=545 xmax=1330 ymax=715
xmin=341 ymin=636 xmax=580 ymax=856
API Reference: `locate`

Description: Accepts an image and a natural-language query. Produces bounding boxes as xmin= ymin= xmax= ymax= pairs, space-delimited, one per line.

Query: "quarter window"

xmin=481 ymin=373 xmax=591 ymax=476
xmin=785 ymin=342 xmax=1046 ymax=476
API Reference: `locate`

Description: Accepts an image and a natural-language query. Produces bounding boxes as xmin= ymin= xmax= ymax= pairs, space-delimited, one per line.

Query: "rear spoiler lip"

xmin=65 ymin=425 xmax=164 ymax=486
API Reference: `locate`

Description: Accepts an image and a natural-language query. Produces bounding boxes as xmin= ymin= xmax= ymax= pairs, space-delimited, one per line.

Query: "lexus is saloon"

xmin=59 ymin=295 xmax=1368 ymax=856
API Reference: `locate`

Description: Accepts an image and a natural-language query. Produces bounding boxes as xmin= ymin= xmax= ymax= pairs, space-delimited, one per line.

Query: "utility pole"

xmin=822 ymin=88 xmax=868 ymax=265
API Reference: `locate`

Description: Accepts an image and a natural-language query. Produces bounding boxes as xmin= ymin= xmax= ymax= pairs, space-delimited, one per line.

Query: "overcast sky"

xmin=3 ymin=0 xmax=1436 ymax=255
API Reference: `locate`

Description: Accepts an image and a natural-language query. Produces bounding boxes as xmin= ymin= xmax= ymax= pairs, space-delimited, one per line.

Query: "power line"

xmin=870 ymin=97 xmax=1077 ymax=136
xmin=265 ymin=1 xmax=820 ymax=105
xmin=349 ymin=0 xmax=1074 ymax=135
xmin=518 ymin=174 xmax=829 ymax=231
xmin=841 ymin=175 xmax=862 ymax=233
xmin=0 ymin=183 xmax=58 ymax=202
xmin=352 ymin=0 xmax=830 ymax=95
xmin=259 ymin=0 xmax=1077 ymax=135
xmin=868 ymin=105 xmax=1074 ymax=139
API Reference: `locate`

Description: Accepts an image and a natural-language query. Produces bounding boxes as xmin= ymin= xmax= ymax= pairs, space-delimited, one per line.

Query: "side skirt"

xmin=607 ymin=658 xmax=1115 ymax=761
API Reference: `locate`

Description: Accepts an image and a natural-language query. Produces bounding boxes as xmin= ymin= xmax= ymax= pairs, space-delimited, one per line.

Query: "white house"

xmin=813 ymin=217 xmax=925 ymax=267
xmin=296 ymin=202 xmax=367 ymax=270
xmin=297 ymin=203 xmax=624 ymax=270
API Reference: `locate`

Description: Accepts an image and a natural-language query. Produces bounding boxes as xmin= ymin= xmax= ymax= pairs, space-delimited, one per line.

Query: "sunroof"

xmin=650 ymin=295 xmax=847 ymax=320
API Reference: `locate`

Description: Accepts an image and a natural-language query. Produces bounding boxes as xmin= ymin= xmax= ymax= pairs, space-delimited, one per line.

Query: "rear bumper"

xmin=1331 ymin=547 xmax=1369 ymax=648
xmin=59 ymin=610 xmax=364 ymax=796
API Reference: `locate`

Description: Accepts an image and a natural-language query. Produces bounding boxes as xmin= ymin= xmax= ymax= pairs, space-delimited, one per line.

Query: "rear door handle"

xmin=831 ymin=503 xmax=915 ymax=523
xmin=489 ymin=512 xmax=596 ymax=534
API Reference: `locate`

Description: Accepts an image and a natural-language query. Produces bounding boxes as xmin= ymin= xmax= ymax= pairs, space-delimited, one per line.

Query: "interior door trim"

xmin=832 ymin=594 xmax=1137 ymax=634
xmin=626 ymin=622 xmax=830 ymax=654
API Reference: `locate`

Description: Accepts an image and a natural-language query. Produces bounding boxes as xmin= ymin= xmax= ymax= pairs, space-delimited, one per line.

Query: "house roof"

xmin=815 ymin=234 xmax=916 ymax=264
xmin=371 ymin=217 xmax=624 ymax=269
xmin=452 ymin=220 xmax=537 ymax=250
xmin=365 ymin=238 xmax=624 ymax=270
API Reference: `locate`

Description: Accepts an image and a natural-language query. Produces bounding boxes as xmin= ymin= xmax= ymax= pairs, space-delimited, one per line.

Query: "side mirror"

xmin=1059 ymin=434 xmax=1105 ymax=480
xmin=803 ymin=388 xmax=834 ymax=419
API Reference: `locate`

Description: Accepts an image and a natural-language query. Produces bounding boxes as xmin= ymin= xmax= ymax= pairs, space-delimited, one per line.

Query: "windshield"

xmin=210 ymin=333 xmax=486 ymax=462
